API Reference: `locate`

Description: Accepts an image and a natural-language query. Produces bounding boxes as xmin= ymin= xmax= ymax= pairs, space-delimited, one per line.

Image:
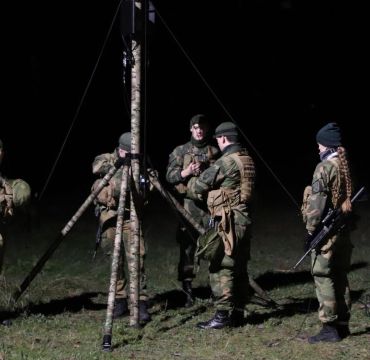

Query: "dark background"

xmin=2 ymin=0 xmax=369 ymax=209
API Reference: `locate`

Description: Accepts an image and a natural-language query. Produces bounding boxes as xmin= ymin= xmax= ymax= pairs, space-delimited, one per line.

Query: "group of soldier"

xmin=0 ymin=118 xmax=355 ymax=343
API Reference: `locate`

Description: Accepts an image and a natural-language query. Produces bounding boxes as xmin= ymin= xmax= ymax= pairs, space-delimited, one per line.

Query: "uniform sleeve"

xmin=305 ymin=162 xmax=329 ymax=233
xmin=190 ymin=161 xmax=224 ymax=197
xmin=165 ymin=147 xmax=184 ymax=184
xmin=92 ymin=152 xmax=115 ymax=176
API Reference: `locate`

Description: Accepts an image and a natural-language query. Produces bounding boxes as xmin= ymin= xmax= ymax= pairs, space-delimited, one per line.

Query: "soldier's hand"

xmin=114 ymin=156 xmax=129 ymax=169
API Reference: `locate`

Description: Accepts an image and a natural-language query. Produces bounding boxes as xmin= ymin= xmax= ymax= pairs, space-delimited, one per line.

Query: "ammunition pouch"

xmin=174 ymin=183 xmax=187 ymax=195
xmin=91 ymin=178 xmax=117 ymax=209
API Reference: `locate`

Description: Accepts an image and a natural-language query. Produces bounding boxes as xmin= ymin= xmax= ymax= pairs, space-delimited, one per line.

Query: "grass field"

xmin=1 ymin=191 xmax=369 ymax=359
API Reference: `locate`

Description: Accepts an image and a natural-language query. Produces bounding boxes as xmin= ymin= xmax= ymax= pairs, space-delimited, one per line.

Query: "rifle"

xmin=292 ymin=186 xmax=365 ymax=270
xmin=93 ymin=218 xmax=103 ymax=260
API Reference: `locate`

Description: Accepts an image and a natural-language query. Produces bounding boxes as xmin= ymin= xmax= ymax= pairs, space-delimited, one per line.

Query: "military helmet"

xmin=118 ymin=132 xmax=131 ymax=151
xmin=213 ymin=122 xmax=238 ymax=138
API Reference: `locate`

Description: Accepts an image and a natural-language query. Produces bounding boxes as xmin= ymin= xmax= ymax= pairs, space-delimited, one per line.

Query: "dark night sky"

xmin=2 ymin=1 xmax=369 ymax=207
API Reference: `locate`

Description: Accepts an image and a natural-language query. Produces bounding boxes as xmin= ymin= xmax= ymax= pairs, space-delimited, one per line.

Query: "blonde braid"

xmin=337 ymin=146 xmax=352 ymax=213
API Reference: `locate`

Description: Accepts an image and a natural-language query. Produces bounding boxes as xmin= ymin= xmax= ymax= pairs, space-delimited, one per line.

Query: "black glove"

xmin=304 ymin=232 xmax=313 ymax=252
xmin=114 ymin=156 xmax=130 ymax=169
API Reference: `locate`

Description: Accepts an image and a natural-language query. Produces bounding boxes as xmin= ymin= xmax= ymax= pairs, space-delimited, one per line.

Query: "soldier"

xmin=0 ymin=139 xmax=31 ymax=275
xmin=1 ymin=139 xmax=31 ymax=326
xmin=92 ymin=132 xmax=150 ymax=322
xmin=302 ymin=123 xmax=354 ymax=343
xmin=187 ymin=122 xmax=256 ymax=329
xmin=165 ymin=114 xmax=220 ymax=307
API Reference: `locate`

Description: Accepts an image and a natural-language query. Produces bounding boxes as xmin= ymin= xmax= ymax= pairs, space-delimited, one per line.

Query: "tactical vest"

xmin=206 ymin=151 xmax=255 ymax=256
xmin=176 ymin=145 xmax=216 ymax=194
xmin=0 ymin=178 xmax=31 ymax=217
xmin=183 ymin=145 xmax=215 ymax=171
xmin=0 ymin=180 xmax=13 ymax=217
xmin=207 ymin=151 xmax=255 ymax=217
xmin=229 ymin=152 xmax=255 ymax=204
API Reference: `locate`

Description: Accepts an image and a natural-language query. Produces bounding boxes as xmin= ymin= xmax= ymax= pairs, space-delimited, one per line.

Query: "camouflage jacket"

xmin=166 ymin=139 xmax=219 ymax=226
xmin=92 ymin=150 xmax=151 ymax=210
xmin=166 ymin=139 xmax=219 ymax=192
xmin=187 ymin=144 xmax=255 ymax=218
xmin=92 ymin=150 xmax=119 ymax=177
xmin=305 ymin=155 xmax=347 ymax=233
xmin=0 ymin=175 xmax=13 ymax=218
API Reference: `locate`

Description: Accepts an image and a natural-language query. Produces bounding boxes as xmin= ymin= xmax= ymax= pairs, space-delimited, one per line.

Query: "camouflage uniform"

xmin=0 ymin=177 xmax=12 ymax=274
xmin=166 ymin=139 xmax=219 ymax=284
xmin=304 ymin=156 xmax=352 ymax=326
xmin=92 ymin=150 xmax=148 ymax=302
xmin=188 ymin=142 xmax=255 ymax=313
xmin=302 ymin=122 xmax=354 ymax=343
xmin=0 ymin=139 xmax=31 ymax=275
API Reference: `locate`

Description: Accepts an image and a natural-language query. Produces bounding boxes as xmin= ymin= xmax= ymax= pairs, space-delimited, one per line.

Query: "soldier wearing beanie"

xmin=166 ymin=114 xmax=220 ymax=307
xmin=316 ymin=122 xmax=342 ymax=148
xmin=186 ymin=121 xmax=255 ymax=329
xmin=91 ymin=131 xmax=151 ymax=323
xmin=301 ymin=122 xmax=355 ymax=343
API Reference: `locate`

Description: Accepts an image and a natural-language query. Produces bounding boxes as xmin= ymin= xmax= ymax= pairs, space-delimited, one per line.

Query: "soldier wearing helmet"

xmin=91 ymin=132 xmax=151 ymax=323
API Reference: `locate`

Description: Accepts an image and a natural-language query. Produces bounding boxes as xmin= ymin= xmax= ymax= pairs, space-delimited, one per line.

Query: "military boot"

xmin=113 ymin=298 xmax=128 ymax=319
xmin=196 ymin=310 xmax=231 ymax=329
xmin=1 ymin=319 xmax=12 ymax=326
xmin=337 ymin=324 xmax=351 ymax=339
xmin=182 ymin=280 xmax=194 ymax=308
xmin=139 ymin=300 xmax=151 ymax=323
xmin=308 ymin=323 xmax=341 ymax=344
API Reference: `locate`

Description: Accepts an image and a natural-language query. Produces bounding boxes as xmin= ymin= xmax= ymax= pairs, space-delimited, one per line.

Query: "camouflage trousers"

xmin=208 ymin=224 xmax=251 ymax=312
xmin=100 ymin=210 xmax=148 ymax=301
xmin=311 ymin=233 xmax=353 ymax=324
xmin=176 ymin=225 xmax=198 ymax=282
xmin=177 ymin=199 xmax=210 ymax=282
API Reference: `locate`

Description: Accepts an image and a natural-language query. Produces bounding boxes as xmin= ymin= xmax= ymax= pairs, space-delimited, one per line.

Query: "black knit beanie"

xmin=316 ymin=122 xmax=342 ymax=148
xmin=189 ymin=114 xmax=207 ymax=128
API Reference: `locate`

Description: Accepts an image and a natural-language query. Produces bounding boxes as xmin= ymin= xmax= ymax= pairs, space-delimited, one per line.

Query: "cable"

xmin=38 ymin=0 xmax=125 ymax=201
xmin=153 ymin=3 xmax=300 ymax=210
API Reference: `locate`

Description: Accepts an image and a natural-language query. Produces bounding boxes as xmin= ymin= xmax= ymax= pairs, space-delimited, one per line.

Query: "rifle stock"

xmin=292 ymin=186 xmax=365 ymax=270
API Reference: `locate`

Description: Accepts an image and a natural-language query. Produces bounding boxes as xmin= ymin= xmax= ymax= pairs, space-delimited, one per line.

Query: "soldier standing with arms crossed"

xmin=166 ymin=114 xmax=219 ymax=307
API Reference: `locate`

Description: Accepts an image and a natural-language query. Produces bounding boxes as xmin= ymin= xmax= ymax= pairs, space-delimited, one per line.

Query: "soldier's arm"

xmin=165 ymin=149 xmax=185 ymax=184
xmin=305 ymin=164 xmax=329 ymax=233
xmin=92 ymin=152 xmax=116 ymax=176
xmin=187 ymin=163 xmax=224 ymax=200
